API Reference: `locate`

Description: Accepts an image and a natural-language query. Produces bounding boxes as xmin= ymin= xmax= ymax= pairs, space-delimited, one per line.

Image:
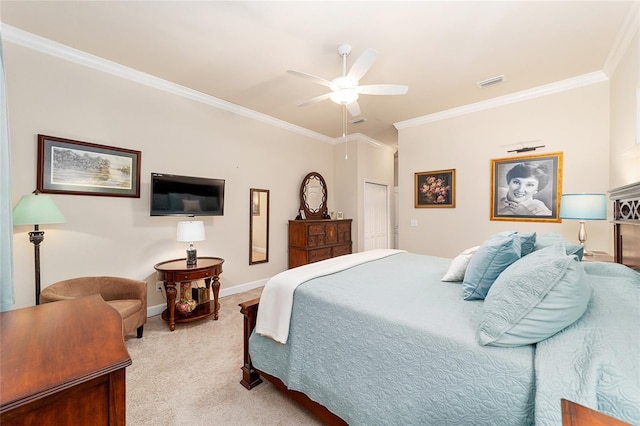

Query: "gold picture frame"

xmin=414 ymin=169 xmax=455 ymax=208
xmin=490 ymin=152 xmax=563 ymax=222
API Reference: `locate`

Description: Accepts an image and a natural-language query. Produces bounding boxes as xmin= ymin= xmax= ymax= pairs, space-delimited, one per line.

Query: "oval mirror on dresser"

xmin=299 ymin=172 xmax=329 ymax=220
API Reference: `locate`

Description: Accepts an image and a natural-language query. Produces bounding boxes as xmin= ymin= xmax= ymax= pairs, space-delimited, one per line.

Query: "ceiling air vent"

xmin=351 ymin=117 xmax=368 ymax=125
xmin=477 ymin=75 xmax=505 ymax=88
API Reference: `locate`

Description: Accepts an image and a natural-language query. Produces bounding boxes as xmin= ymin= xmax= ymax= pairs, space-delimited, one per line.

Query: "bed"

xmin=239 ymin=184 xmax=640 ymax=426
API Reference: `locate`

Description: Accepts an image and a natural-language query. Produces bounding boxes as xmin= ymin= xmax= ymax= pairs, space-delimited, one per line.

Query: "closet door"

xmin=364 ymin=181 xmax=389 ymax=251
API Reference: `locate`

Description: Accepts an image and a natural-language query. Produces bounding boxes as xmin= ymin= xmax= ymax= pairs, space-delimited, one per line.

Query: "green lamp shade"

xmin=13 ymin=193 xmax=66 ymax=226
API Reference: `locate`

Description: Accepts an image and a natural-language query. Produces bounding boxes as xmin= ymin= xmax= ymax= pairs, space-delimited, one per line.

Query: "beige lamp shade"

xmin=176 ymin=221 xmax=205 ymax=242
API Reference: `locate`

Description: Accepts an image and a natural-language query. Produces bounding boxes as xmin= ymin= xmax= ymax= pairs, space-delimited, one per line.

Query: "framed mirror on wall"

xmin=249 ymin=188 xmax=269 ymax=265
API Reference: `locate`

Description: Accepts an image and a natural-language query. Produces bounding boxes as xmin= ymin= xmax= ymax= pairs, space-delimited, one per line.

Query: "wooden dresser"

xmin=288 ymin=219 xmax=352 ymax=268
xmin=609 ymin=181 xmax=640 ymax=269
xmin=0 ymin=295 xmax=131 ymax=425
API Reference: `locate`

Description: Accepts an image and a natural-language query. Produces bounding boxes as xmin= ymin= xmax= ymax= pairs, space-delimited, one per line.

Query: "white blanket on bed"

xmin=255 ymin=249 xmax=406 ymax=344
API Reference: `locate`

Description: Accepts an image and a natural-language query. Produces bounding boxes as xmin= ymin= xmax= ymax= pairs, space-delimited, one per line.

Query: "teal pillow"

xmin=518 ymin=232 xmax=537 ymax=256
xmin=535 ymin=232 xmax=584 ymax=260
xmin=477 ymin=243 xmax=591 ymax=347
xmin=496 ymin=231 xmax=536 ymax=256
xmin=462 ymin=232 xmax=522 ymax=300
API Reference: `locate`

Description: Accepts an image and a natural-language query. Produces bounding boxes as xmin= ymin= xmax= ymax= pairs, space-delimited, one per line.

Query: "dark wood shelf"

xmin=161 ymin=300 xmax=219 ymax=324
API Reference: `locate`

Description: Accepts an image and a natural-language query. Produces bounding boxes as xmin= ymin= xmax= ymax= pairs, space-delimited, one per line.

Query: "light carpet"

xmin=124 ymin=288 xmax=322 ymax=425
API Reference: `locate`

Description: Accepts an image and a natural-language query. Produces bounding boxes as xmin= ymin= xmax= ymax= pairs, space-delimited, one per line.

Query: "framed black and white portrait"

xmin=490 ymin=152 xmax=563 ymax=222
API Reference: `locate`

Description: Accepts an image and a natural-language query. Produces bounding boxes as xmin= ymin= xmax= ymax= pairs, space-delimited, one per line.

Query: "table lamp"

xmin=176 ymin=221 xmax=205 ymax=265
xmin=560 ymin=193 xmax=607 ymax=256
xmin=12 ymin=191 xmax=66 ymax=304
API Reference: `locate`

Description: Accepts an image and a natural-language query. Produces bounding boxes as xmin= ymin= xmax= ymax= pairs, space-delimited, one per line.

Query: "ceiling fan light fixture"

xmin=330 ymin=89 xmax=359 ymax=105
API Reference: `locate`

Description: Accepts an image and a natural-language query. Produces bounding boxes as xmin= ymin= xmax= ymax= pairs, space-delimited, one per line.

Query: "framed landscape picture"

xmin=414 ymin=169 xmax=455 ymax=208
xmin=490 ymin=152 xmax=562 ymax=222
xmin=37 ymin=135 xmax=141 ymax=198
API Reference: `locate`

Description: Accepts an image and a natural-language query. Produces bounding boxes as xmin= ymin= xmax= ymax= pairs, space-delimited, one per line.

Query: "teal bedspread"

xmin=534 ymin=262 xmax=640 ymax=424
xmin=249 ymin=253 xmax=639 ymax=425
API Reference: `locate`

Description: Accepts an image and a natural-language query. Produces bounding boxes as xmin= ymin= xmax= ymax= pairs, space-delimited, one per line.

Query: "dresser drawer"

xmin=308 ymin=224 xmax=326 ymax=236
xmin=337 ymin=222 xmax=351 ymax=233
xmin=308 ymin=247 xmax=332 ymax=263
xmin=308 ymin=234 xmax=326 ymax=247
xmin=332 ymin=244 xmax=352 ymax=257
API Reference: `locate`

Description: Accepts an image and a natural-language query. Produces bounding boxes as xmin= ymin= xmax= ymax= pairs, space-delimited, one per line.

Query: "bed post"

xmin=239 ymin=297 xmax=263 ymax=390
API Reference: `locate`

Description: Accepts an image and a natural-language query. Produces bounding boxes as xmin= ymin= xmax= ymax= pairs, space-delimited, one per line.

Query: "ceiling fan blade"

xmin=287 ymin=70 xmax=332 ymax=87
xmin=297 ymin=92 xmax=331 ymax=108
xmin=357 ymin=84 xmax=408 ymax=95
xmin=346 ymin=101 xmax=361 ymax=117
xmin=346 ymin=48 xmax=378 ymax=81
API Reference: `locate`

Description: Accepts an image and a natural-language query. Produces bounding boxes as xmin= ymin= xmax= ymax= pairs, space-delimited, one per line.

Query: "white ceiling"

xmin=0 ymin=1 xmax=636 ymax=147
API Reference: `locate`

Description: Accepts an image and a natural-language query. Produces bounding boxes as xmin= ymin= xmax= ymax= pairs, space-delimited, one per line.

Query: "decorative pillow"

xmin=441 ymin=246 xmax=480 ymax=282
xmin=517 ymin=232 xmax=537 ymax=256
xmin=462 ymin=233 xmax=522 ymax=300
xmin=477 ymin=243 xmax=591 ymax=347
xmin=535 ymin=232 xmax=584 ymax=260
xmin=495 ymin=231 xmax=536 ymax=256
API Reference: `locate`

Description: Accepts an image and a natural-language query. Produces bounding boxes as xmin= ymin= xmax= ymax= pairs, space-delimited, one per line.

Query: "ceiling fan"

xmin=288 ymin=44 xmax=408 ymax=117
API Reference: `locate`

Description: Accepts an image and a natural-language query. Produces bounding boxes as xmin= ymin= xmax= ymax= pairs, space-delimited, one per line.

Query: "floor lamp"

xmin=12 ymin=191 xmax=66 ymax=305
xmin=559 ymin=193 xmax=607 ymax=256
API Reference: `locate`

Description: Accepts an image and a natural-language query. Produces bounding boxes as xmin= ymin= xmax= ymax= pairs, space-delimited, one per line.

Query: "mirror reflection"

xmin=299 ymin=172 xmax=328 ymax=220
xmin=250 ymin=188 xmax=269 ymax=264
xmin=304 ymin=175 xmax=323 ymax=213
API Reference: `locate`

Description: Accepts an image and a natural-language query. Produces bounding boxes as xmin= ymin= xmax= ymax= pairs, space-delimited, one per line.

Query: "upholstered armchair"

xmin=40 ymin=276 xmax=147 ymax=338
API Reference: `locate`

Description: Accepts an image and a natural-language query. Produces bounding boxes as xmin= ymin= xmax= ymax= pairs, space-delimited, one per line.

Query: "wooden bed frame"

xmin=239 ymin=181 xmax=640 ymax=425
xmin=238 ymin=297 xmax=347 ymax=425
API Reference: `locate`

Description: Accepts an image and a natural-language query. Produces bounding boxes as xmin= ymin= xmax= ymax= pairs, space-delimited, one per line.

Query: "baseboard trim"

xmin=146 ymin=278 xmax=267 ymax=318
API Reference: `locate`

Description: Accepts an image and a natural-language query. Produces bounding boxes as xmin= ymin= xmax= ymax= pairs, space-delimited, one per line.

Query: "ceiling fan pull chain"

xmin=344 ymin=105 xmax=348 ymax=160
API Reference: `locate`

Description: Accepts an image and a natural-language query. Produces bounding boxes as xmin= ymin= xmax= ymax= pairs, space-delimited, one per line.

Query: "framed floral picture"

xmin=415 ymin=169 xmax=455 ymax=208
xmin=490 ymin=152 xmax=562 ymax=222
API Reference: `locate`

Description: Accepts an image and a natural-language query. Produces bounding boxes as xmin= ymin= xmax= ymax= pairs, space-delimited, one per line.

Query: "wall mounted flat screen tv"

xmin=150 ymin=173 xmax=225 ymax=216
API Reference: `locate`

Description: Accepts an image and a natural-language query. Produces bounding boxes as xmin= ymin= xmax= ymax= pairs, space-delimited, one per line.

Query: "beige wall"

xmin=333 ymin=136 xmax=396 ymax=252
xmin=609 ymin=29 xmax=639 ymax=188
xmin=398 ymin=82 xmax=612 ymax=258
xmin=6 ymin=42 xmax=336 ymax=310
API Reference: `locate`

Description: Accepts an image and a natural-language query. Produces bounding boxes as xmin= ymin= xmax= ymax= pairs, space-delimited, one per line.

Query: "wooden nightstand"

xmin=582 ymin=251 xmax=614 ymax=263
xmin=154 ymin=257 xmax=224 ymax=331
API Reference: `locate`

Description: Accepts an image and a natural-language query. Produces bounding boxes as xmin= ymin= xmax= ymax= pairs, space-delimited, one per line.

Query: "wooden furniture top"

xmin=154 ymin=256 xmax=224 ymax=273
xmin=561 ymin=399 xmax=631 ymax=426
xmin=609 ymin=181 xmax=640 ymax=267
xmin=288 ymin=218 xmax=352 ymax=223
xmin=0 ymin=295 xmax=131 ymax=413
xmin=610 ymin=182 xmax=640 ymax=226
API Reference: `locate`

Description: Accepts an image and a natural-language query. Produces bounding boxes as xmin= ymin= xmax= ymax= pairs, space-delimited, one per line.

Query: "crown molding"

xmin=0 ymin=23 xmax=334 ymax=144
xmin=394 ymin=71 xmax=608 ymax=130
xmin=603 ymin=1 xmax=640 ymax=77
